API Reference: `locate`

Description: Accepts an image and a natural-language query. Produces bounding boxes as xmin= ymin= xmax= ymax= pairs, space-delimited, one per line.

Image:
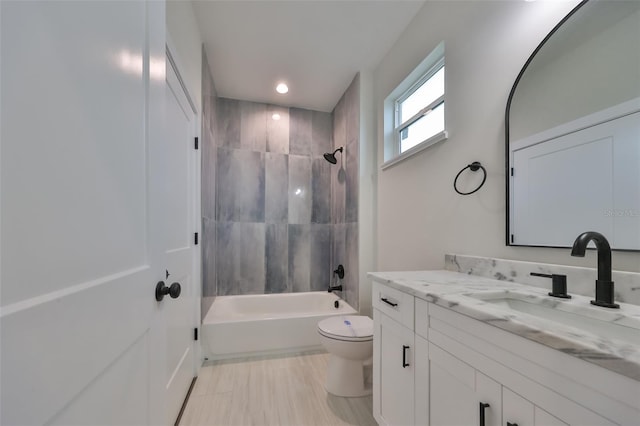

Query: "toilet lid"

xmin=318 ymin=315 xmax=373 ymax=341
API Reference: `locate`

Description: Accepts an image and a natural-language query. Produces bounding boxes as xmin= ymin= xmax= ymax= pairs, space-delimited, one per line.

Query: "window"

xmin=396 ymin=61 xmax=444 ymax=152
xmin=383 ymin=43 xmax=447 ymax=168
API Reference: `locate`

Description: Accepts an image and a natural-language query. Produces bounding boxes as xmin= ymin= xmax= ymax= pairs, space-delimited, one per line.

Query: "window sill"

xmin=381 ymin=130 xmax=448 ymax=170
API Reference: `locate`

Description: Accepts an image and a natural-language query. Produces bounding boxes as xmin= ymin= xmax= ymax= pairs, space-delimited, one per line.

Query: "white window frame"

xmin=383 ymin=43 xmax=447 ymax=169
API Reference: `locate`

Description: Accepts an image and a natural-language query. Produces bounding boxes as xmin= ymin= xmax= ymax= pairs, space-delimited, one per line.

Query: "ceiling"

xmin=192 ymin=0 xmax=426 ymax=112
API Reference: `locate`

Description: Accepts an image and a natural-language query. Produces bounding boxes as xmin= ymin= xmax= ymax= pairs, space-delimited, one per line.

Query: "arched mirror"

xmin=506 ymin=0 xmax=640 ymax=251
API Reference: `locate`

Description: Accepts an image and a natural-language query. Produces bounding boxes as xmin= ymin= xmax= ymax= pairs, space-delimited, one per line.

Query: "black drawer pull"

xmin=507 ymin=423 xmax=518 ymax=426
xmin=381 ymin=297 xmax=398 ymax=307
xmin=402 ymin=345 xmax=410 ymax=368
xmin=479 ymin=402 xmax=490 ymax=426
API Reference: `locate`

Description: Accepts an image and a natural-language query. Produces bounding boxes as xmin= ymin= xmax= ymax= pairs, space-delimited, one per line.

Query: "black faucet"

xmin=328 ymin=284 xmax=343 ymax=293
xmin=570 ymin=231 xmax=619 ymax=309
xmin=328 ymin=264 xmax=345 ymax=293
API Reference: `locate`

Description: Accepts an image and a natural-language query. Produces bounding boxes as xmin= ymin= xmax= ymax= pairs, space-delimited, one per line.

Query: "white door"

xmin=1 ymin=1 xmax=167 ymax=425
xmin=163 ymin=52 xmax=198 ymax=423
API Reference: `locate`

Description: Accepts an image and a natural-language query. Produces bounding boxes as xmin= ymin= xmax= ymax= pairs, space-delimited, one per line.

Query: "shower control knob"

xmin=155 ymin=281 xmax=181 ymax=301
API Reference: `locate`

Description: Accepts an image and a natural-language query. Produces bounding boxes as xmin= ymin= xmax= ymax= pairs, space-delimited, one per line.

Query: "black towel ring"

xmin=454 ymin=161 xmax=487 ymax=195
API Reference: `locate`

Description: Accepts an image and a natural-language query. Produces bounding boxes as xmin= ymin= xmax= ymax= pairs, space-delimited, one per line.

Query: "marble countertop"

xmin=368 ymin=270 xmax=640 ymax=381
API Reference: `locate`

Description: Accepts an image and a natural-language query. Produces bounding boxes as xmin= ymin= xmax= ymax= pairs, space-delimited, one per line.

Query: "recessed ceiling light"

xmin=272 ymin=113 xmax=281 ymax=121
xmin=276 ymin=83 xmax=289 ymax=94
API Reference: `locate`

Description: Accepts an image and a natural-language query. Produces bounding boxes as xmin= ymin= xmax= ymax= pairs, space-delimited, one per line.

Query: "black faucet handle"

xmin=530 ymin=272 xmax=571 ymax=299
xmin=333 ymin=265 xmax=345 ymax=279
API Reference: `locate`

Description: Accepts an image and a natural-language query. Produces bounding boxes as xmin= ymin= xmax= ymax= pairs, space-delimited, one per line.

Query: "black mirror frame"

xmin=504 ymin=0 xmax=589 ymax=247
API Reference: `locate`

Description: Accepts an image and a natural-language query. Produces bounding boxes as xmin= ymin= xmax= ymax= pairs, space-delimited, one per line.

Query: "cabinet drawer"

xmin=372 ymin=281 xmax=414 ymax=329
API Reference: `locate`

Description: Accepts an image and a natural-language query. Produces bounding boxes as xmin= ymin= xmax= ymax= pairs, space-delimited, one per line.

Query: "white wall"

xmin=374 ymin=0 xmax=640 ymax=273
xmin=359 ymin=70 xmax=376 ymax=318
xmin=167 ymin=0 xmax=202 ymax=112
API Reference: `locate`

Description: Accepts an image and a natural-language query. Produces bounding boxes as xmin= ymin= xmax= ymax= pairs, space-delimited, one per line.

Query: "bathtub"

xmin=202 ymin=291 xmax=357 ymax=360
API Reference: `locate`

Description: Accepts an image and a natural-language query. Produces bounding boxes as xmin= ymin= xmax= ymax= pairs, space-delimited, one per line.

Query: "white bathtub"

xmin=202 ymin=291 xmax=357 ymax=360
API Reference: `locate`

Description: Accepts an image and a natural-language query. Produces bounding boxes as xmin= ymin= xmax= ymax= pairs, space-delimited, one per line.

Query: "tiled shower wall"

xmin=214 ymin=98 xmax=335 ymax=296
xmin=201 ymin=60 xmax=361 ymax=309
xmin=201 ymin=48 xmax=218 ymax=317
xmin=332 ymin=74 xmax=360 ymax=310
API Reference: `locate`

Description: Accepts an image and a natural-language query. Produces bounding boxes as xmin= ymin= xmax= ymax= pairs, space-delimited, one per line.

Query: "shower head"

xmin=323 ymin=147 xmax=343 ymax=164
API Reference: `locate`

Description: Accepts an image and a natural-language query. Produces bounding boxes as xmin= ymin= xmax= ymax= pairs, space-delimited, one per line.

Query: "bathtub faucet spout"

xmin=328 ymin=284 xmax=343 ymax=293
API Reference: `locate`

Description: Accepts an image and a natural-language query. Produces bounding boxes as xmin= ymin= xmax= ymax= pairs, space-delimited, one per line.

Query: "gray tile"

xmin=267 ymin=105 xmax=290 ymax=154
xmin=310 ymin=224 xmax=332 ymax=292
xmin=207 ymin=93 xmax=217 ymax=139
xmin=332 ymin=96 xmax=346 ymax=155
xmin=311 ymin=157 xmax=331 ymax=224
xmin=216 ymin=222 xmax=265 ymax=296
xmin=332 ymin=99 xmax=347 ymax=224
xmin=202 ymin=127 xmax=216 ymax=220
xmin=288 ymin=155 xmax=312 ymax=224
xmin=345 ymin=139 xmax=359 ymax=223
xmin=288 ymin=224 xmax=310 ymax=292
xmin=216 ymin=98 xmax=241 ymax=149
xmin=344 ymin=222 xmax=359 ymax=310
xmin=240 ymin=101 xmax=267 ymax=152
xmin=332 ymin=223 xmax=346 ymax=278
xmin=216 ymin=148 xmax=265 ymax=222
xmin=266 ymin=224 xmax=288 ymax=293
xmin=311 ymin=111 xmax=333 ymax=157
xmin=331 ymin=163 xmax=346 ymax=224
xmin=202 ymin=217 xmax=217 ymax=299
xmin=265 ymin=153 xmax=288 ymax=223
xmin=345 ymin=74 xmax=360 ymax=145
xmin=289 ymin=108 xmax=312 ymax=155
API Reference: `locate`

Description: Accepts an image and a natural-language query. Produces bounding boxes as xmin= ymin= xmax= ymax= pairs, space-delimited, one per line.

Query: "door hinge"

xmin=194 ymin=137 xmax=199 ymax=150
xmin=194 ymin=232 xmax=199 ymax=245
xmin=194 ymin=328 xmax=198 ymax=341
xmin=510 ymin=167 xmax=514 ymax=176
xmin=510 ymin=234 xmax=514 ymax=243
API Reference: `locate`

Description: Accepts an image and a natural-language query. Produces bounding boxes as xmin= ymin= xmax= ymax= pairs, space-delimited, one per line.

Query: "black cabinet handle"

xmin=507 ymin=423 xmax=518 ymax=426
xmin=479 ymin=402 xmax=490 ymax=426
xmin=402 ymin=345 xmax=410 ymax=368
xmin=381 ymin=297 xmax=398 ymax=307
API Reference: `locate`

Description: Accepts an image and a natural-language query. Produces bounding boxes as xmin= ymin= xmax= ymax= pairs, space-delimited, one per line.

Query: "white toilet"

xmin=317 ymin=315 xmax=373 ymax=397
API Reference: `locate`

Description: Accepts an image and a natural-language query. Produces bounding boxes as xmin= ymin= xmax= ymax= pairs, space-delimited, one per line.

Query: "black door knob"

xmin=155 ymin=281 xmax=181 ymax=301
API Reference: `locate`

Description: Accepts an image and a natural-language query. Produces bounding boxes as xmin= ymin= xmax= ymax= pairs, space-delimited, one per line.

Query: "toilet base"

xmin=324 ymin=355 xmax=372 ymax=397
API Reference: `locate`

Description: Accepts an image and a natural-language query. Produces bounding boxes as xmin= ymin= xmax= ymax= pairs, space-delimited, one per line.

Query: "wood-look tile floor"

xmin=179 ymin=351 xmax=376 ymax=426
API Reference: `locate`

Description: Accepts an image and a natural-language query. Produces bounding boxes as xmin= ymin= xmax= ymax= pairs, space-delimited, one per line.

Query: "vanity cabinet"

xmin=372 ymin=282 xmax=418 ymax=426
xmin=371 ymin=279 xmax=636 ymax=426
xmin=429 ymin=344 xmax=501 ymax=426
xmin=429 ymin=341 xmax=568 ymax=426
xmin=373 ymin=311 xmax=414 ymax=426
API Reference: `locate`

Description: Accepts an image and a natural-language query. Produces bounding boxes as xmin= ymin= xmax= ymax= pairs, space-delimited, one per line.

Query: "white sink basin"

xmin=467 ymin=290 xmax=640 ymax=346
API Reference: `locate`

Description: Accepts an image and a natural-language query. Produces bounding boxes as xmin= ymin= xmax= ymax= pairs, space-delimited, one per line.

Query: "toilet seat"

xmin=317 ymin=315 xmax=373 ymax=342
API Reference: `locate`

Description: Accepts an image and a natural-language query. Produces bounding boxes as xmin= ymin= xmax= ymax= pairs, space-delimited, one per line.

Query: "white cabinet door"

xmin=429 ymin=344 xmax=477 ymax=426
xmin=374 ymin=310 xmax=414 ymax=426
xmin=414 ymin=335 xmax=430 ymax=426
xmin=534 ymin=407 xmax=567 ymax=426
xmin=476 ymin=372 xmax=502 ymax=426
xmin=503 ymin=388 xmax=535 ymax=426
xmin=1 ymin=1 xmax=167 ymax=425
xmin=429 ymin=344 xmax=502 ymax=426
